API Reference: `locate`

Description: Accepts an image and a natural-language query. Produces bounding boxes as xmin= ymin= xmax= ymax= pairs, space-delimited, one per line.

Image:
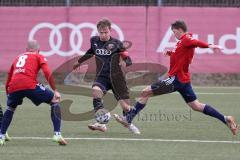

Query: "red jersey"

xmin=168 ymin=33 xmax=209 ymax=83
xmin=6 ymin=51 xmax=55 ymax=94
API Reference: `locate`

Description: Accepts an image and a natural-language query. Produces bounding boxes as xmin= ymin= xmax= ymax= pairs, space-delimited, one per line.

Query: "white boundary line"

xmin=11 ymin=137 xmax=240 ymax=144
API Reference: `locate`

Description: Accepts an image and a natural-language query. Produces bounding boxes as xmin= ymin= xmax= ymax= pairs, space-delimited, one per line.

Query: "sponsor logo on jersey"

xmin=14 ymin=68 xmax=25 ymax=74
xmin=95 ymin=49 xmax=112 ymax=55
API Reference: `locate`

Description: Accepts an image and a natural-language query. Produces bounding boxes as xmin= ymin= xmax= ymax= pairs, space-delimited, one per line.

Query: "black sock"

xmin=51 ymin=103 xmax=61 ymax=132
xmin=126 ymin=102 xmax=145 ymax=123
xmin=203 ymin=104 xmax=226 ymax=124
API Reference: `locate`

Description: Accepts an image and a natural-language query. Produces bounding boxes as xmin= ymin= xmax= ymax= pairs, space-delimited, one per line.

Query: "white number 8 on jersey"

xmin=16 ymin=55 xmax=28 ymax=67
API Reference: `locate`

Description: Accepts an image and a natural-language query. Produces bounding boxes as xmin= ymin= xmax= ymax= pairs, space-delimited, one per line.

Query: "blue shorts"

xmin=92 ymin=76 xmax=129 ymax=100
xmin=151 ymin=76 xmax=197 ymax=103
xmin=7 ymin=84 xmax=54 ymax=108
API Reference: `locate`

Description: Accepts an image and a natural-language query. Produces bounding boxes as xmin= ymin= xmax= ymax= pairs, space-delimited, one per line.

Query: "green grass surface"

xmin=0 ymin=87 xmax=240 ymax=160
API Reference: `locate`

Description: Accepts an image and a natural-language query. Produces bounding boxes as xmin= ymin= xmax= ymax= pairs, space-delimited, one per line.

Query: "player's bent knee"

xmin=51 ymin=96 xmax=60 ymax=104
xmin=92 ymin=86 xmax=104 ymax=98
xmin=92 ymin=91 xmax=102 ymax=99
xmin=92 ymin=85 xmax=102 ymax=90
xmin=188 ymin=101 xmax=204 ymax=112
xmin=191 ymin=106 xmax=200 ymax=112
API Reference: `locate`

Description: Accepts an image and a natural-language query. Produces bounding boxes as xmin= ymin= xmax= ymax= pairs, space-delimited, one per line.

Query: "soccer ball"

xmin=95 ymin=108 xmax=111 ymax=124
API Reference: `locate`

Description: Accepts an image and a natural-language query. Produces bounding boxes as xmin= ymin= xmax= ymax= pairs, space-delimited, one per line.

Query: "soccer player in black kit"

xmin=73 ymin=18 xmax=140 ymax=134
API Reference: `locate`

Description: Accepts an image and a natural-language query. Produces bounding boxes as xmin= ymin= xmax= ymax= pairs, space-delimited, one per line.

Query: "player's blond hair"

xmin=97 ymin=18 xmax=111 ymax=30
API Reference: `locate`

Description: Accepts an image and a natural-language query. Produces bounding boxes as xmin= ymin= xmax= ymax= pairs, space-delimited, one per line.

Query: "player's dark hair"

xmin=171 ymin=20 xmax=187 ymax=32
xmin=97 ymin=18 xmax=111 ymax=30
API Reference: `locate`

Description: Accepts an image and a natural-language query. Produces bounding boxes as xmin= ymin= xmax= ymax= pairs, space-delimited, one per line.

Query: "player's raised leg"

xmin=176 ymin=81 xmax=238 ymax=135
xmin=113 ymin=85 xmax=155 ymax=134
xmin=113 ymin=99 xmax=141 ymax=134
xmin=113 ymin=86 xmax=151 ymax=132
xmin=114 ymin=77 xmax=175 ymax=133
xmin=187 ymin=100 xmax=238 ymax=135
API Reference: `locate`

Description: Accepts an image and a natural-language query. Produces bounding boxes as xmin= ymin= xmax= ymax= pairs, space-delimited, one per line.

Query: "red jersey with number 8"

xmin=6 ymin=52 xmax=47 ymax=94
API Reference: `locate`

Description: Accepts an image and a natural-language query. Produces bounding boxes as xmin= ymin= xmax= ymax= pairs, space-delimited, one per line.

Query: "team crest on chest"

xmin=106 ymin=43 xmax=115 ymax=51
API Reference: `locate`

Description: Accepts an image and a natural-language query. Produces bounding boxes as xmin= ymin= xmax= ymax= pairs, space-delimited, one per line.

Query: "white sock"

xmin=54 ymin=132 xmax=61 ymax=136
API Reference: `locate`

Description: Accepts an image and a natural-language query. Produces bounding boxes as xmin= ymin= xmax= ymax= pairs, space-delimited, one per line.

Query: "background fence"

xmin=0 ymin=0 xmax=240 ymax=7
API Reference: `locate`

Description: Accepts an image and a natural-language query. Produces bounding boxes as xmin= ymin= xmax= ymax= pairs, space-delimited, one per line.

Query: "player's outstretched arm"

xmin=73 ymin=48 xmax=94 ymax=70
xmin=183 ymin=37 xmax=209 ymax=48
xmin=41 ymin=63 xmax=56 ymax=91
xmin=185 ymin=37 xmax=224 ymax=53
xmin=208 ymin=44 xmax=223 ymax=51
xmin=183 ymin=36 xmax=223 ymax=51
xmin=41 ymin=63 xmax=61 ymax=102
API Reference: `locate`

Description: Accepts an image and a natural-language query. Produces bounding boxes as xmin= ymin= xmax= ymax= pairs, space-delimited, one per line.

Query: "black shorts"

xmin=7 ymin=84 xmax=54 ymax=108
xmin=151 ymin=76 xmax=197 ymax=103
xmin=92 ymin=76 xmax=129 ymax=100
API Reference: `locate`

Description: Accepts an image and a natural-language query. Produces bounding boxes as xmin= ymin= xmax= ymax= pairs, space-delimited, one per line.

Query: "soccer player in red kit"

xmin=0 ymin=40 xmax=67 ymax=146
xmin=114 ymin=20 xmax=238 ymax=135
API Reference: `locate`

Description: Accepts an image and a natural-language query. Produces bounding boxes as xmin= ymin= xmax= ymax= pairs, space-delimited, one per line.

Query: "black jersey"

xmin=78 ymin=36 xmax=131 ymax=79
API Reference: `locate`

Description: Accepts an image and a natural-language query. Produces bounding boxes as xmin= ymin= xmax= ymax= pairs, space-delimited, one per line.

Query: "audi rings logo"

xmin=95 ymin=49 xmax=112 ymax=56
xmin=28 ymin=22 xmax=124 ymax=57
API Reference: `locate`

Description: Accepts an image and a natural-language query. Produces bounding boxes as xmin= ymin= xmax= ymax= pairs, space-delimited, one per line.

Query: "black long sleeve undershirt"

xmin=77 ymin=48 xmax=94 ymax=64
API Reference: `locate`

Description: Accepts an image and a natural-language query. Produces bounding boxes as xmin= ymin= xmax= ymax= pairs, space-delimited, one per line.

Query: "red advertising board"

xmin=0 ymin=7 xmax=239 ymax=73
